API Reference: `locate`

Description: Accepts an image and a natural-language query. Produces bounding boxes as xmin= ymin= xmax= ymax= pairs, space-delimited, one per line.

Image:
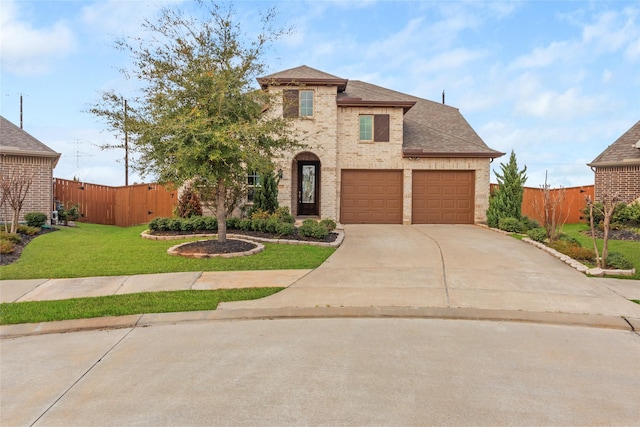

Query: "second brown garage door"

xmin=340 ymin=170 xmax=403 ymax=224
xmin=412 ymin=170 xmax=475 ymax=224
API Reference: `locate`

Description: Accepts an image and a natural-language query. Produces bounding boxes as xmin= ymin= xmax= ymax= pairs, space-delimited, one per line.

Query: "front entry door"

xmin=298 ymin=161 xmax=320 ymax=216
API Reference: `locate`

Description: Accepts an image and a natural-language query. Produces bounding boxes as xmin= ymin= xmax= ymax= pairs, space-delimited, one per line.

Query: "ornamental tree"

xmin=94 ymin=1 xmax=299 ymax=242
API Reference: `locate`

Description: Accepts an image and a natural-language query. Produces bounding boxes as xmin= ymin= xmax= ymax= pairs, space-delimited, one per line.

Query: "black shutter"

xmin=283 ymin=90 xmax=299 ymax=118
xmin=374 ymin=114 xmax=390 ymax=142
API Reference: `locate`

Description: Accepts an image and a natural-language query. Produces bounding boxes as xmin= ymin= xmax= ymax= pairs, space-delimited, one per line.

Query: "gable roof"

xmin=338 ymin=80 xmax=503 ymax=158
xmin=259 ymin=66 xmax=502 ymax=159
xmin=588 ymin=120 xmax=640 ymax=167
xmin=0 ymin=115 xmax=61 ymax=166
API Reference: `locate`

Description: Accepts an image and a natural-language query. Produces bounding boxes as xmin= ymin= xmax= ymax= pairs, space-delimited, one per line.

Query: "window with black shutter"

xmin=374 ymin=114 xmax=390 ymax=142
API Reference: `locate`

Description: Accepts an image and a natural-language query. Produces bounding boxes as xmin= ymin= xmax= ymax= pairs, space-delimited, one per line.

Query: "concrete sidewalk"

xmin=0 ymin=270 xmax=311 ymax=303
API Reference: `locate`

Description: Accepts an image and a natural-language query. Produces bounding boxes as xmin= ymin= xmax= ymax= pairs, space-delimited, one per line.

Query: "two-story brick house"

xmin=258 ymin=66 xmax=503 ymax=224
xmin=588 ymin=120 xmax=640 ymax=204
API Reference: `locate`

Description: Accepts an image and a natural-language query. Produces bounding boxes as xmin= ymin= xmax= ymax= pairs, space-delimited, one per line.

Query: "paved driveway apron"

xmin=220 ymin=224 xmax=640 ymax=318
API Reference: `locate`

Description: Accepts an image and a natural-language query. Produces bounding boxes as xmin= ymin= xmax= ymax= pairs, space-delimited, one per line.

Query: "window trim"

xmin=299 ymin=90 xmax=314 ymax=117
xmin=359 ymin=115 xmax=373 ymax=142
xmin=359 ymin=114 xmax=390 ymax=142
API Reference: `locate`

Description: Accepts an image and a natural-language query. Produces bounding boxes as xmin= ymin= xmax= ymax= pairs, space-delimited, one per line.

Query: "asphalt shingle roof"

xmin=0 ymin=115 xmax=60 ymax=161
xmin=260 ymin=66 xmax=503 ymax=158
xmin=589 ymin=120 xmax=640 ymax=167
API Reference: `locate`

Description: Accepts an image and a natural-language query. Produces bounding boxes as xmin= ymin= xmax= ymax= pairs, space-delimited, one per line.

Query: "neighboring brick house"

xmin=0 ymin=115 xmax=60 ymax=224
xmin=257 ymin=66 xmax=503 ymax=224
xmin=588 ymin=120 xmax=640 ymax=204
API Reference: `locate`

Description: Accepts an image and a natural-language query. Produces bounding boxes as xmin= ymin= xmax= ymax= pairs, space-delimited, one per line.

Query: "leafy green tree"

xmin=487 ymin=150 xmax=527 ymax=227
xmin=251 ymin=171 xmax=279 ymax=214
xmin=95 ymin=2 xmax=299 ymax=242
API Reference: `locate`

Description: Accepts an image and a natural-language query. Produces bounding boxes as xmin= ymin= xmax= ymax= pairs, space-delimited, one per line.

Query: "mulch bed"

xmin=0 ymin=227 xmax=59 ymax=267
xmin=174 ymin=239 xmax=257 ymax=255
xmin=582 ymin=228 xmax=640 ymax=242
xmin=150 ymin=228 xmax=339 ymax=244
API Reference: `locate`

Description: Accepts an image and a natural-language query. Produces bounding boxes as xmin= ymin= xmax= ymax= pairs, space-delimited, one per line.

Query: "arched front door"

xmin=294 ymin=153 xmax=320 ymax=216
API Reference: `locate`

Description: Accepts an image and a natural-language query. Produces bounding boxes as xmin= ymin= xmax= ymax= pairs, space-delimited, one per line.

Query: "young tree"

xmin=585 ymin=194 xmax=620 ymax=268
xmin=486 ymin=150 xmax=527 ymax=227
xmin=95 ymin=2 xmax=299 ymax=242
xmin=532 ymin=171 xmax=569 ymax=241
xmin=0 ymin=165 xmax=35 ymax=234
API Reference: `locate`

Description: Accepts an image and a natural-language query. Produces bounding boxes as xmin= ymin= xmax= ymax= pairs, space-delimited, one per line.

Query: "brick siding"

xmin=271 ymin=85 xmax=492 ymax=224
xmin=594 ymin=166 xmax=640 ymax=204
xmin=0 ymin=155 xmax=54 ymax=224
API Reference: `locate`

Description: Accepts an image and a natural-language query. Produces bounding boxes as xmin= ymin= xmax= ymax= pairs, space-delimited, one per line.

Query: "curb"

xmin=2 ymin=307 xmax=637 ymax=339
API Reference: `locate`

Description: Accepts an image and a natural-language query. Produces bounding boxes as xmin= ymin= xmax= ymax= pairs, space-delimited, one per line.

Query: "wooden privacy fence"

xmin=53 ymin=178 xmax=176 ymax=227
xmin=491 ymin=184 xmax=595 ymax=224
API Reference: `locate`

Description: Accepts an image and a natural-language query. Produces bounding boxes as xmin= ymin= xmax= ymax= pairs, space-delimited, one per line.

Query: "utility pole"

xmin=123 ymin=98 xmax=129 ymax=186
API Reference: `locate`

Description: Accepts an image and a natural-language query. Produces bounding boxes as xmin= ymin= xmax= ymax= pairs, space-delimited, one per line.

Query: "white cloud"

xmin=602 ymin=69 xmax=613 ymax=83
xmin=515 ymin=87 xmax=598 ymax=120
xmin=581 ymin=8 xmax=639 ymax=55
xmin=0 ymin=0 xmax=76 ymax=75
xmin=509 ymin=41 xmax=574 ymax=70
xmin=415 ymin=48 xmax=487 ymax=73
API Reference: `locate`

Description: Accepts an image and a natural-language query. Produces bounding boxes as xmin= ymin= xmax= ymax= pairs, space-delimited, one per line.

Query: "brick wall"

xmin=0 ymin=155 xmax=54 ymax=224
xmin=594 ymin=166 xmax=640 ymax=203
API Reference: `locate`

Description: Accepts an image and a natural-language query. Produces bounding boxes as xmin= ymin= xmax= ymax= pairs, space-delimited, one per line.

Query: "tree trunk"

xmin=588 ymin=202 xmax=601 ymax=268
xmin=602 ymin=207 xmax=612 ymax=268
xmin=216 ymin=180 xmax=227 ymax=244
xmin=10 ymin=209 xmax=19 ymax=234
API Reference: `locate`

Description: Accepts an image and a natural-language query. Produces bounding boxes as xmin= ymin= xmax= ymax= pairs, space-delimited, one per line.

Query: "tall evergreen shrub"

xmin=252 ymin=171 xmax=279 ymax=214
xmin=486 ymin=150 xmax=527 ymax=228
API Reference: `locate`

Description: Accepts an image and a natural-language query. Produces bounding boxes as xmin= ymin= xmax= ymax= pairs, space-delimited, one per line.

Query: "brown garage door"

xmin=341 ymin=170 xmax=403 ymax=224
xmin=412 ymin=171 xmax=475 ymax=224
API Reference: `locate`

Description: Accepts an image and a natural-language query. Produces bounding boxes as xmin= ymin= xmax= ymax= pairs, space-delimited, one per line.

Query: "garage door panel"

xmin=341 ymin=170 xmax=403 ymax=224
xmin=412 ymin=171 xmax=475 ymax=224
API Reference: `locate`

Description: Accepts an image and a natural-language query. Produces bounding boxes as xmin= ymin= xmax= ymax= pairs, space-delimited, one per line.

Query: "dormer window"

xmin=283 ymin=89 xmax=314 ymax=118
xmin=359 ymin=114 xmax=389 ymax=142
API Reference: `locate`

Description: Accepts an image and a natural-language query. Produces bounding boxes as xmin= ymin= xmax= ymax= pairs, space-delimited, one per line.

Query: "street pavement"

xmin=1 ymin=224 xmax=640 ymax=426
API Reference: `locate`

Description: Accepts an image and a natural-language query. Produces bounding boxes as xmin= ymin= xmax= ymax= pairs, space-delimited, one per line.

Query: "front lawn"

xmin=0 ymin=288 xmax=283 ymax=325
xmin=0 ymin=223 xmax=335 ymax=280
xmin=561 ymin=223 xmax=640 ymax=279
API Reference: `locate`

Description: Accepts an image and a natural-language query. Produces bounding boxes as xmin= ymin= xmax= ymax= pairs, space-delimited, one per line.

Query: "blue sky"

xmin=1 ymin=0 xmax=639 ymax=188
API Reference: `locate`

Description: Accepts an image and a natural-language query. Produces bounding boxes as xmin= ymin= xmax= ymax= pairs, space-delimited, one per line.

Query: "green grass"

xmin=0 ymin=288 xmax=283 ymax=325
xmin=0 ymin=223 xmax=335 ymax=280
xmin=561 ymin=223 xmax=640 ymax=279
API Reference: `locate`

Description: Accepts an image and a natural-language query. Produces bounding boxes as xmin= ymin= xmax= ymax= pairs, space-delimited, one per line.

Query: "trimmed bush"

xmin=299 ymin=220 xmax=329 ymax=239
xmin=498 ymin=217 xmax=523 ymax=233
xmin=24 ymin=212 xmax=47 ymax=228
xmin=606 ymin=252 xmax=634 ymax=270
xmin=273 ymin=206 xmax=295 ymax=224
xmin=226 ymin=217 xmax=240 ymax=229
xmin=275 ymin=222 xmax=295 ymax=236
xmin=251 ymin=218 xmax=267 ymax=232
xmin=166 ymin=218 xmax=183 ymax=232
xmin=527 ymin=228 xmax=547 ymax=243
xmin=238 ymin=219 xmax=252 ymax=231
xmin=520 ymin=216 xmax=540 ymax=231
xmin=319 ymin=219 xmax=337 ymax=231
xmin=250 ymin=209 xmax=271 ymax=220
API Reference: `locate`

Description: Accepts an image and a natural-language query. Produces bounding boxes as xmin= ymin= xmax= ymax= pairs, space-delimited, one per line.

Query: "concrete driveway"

xmin=220 ymin=225 xmax=640 ymax=318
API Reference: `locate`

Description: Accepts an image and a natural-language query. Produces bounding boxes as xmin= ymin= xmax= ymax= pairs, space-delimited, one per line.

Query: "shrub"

xmin=0 ymin=232 xmax=22 ymax=244
xmin=265 ymin=217 xmax=280 ymax=233
xmin=319 ymin=219 xmax=337 ymax=231
xmin=226 ymin=217 xmax=240 ymax=229
xmin=189 ymin=216 xmax=207 ymax=231
xmin=498 ymin=217 xmax=523 ymax=233
xmin=251 ymin=171 xmax=279 ymax=214
xmin=527 ymin=228 xmax=547 ymax=243
xmin=238 ymin=219 xmax=252 ymax=231
xmin=299 ymin=220 xmax=329 ymax=239
xmin=275 ymin=222 xmax=295 ymax=236
xmin=180 ymin=219 xmax=196 ymax=232
xmin=0 ymin=240 xmax=15 ymax=254
xmin=17 ymin=225 xmax=40 ymax=236
xmin=174 ymin=186 xmax=202 ymax=218
xmin=166 ymin=218 xmax=183 ymax=232
xmin=520 ymin=217 xmax=540 ymax=231
xmin=557 ymin=233 xmax=581 ymax=247
xmin=251 ymin=218 xmax=267 ymax=232
xmin=203 ymin=216 xmax=217 ymax=231
xmin=250 ymin=209 xmax=271 ymax=220
xmin=606 ymin=252 xmax=634 ymax=270
xmin=273 ymin=206 xmax=295 ymax=224
xmin=548 ymin=240 xmax=595 ymax=261
xmin=24 ymin=212 xmax=47 ymax=228
xmin=486 ymin=150 xmax=527 ymax=228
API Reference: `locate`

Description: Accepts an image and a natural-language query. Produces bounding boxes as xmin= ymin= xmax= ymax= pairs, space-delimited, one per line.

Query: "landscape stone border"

xmin=478 ymin=224 xmax=636 ymax=277
xmin=167 ymin=238 xmax=264 ymax=259
xmin=141 ymin=229 xmax=344 ymax=248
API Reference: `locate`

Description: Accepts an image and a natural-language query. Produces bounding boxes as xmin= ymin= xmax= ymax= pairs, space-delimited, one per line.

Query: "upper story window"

xmin=359 ymin=114 xmax=390 ymax=142
xmin=246 ymin=171 xmax=261 ymax=203
xmin=283 ymin=89 xmax=314 ymax=118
